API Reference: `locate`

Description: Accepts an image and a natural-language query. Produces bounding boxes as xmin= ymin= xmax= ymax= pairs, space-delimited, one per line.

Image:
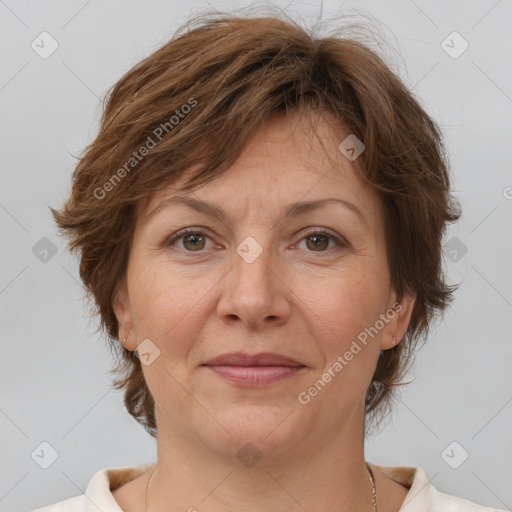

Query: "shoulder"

xmin=371 ymin=463 xmax=507 ymax=512
xmin=31 ymin=462 xmax=155 ymax=512
xmin=430 ymin=485 xmax=507 ymax=512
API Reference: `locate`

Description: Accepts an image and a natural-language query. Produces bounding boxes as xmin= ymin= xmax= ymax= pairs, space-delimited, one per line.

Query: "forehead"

xmin=138 ymin=109 xmax=379 ymax=226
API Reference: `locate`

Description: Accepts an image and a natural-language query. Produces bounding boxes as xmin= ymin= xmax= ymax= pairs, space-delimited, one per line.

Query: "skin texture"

xmin=113 ymin=109 xmax=416 ymax=512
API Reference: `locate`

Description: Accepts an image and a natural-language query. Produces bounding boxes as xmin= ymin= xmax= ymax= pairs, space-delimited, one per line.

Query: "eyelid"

xmin=165 ymin=227 xmax=216 ymax=249
xmin=165 ymin=226 xmax=348 ymax=253
xmin=294 ymin=227 xmax=348 ymax=251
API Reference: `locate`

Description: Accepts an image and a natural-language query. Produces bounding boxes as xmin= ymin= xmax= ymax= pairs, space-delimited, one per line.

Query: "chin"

xmin=190 ymin=404 xmax=312 ymax=465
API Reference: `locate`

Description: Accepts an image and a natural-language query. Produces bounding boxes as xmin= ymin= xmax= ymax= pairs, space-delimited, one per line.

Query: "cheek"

xmin=127 ymin=259 xmax=216 ymax=352
xmin=298 ymin=268 xmax=385 ymax=399
xmin=298 ymin=260 xmax=387 ymax=345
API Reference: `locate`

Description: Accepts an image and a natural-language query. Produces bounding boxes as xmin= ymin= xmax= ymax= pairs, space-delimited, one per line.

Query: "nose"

xmin=216 ymin=239 xmax=291 ymax=329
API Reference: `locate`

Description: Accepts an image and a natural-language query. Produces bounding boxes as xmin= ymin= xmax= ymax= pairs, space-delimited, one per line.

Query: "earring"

xmin=392 ymin=336 xmax=397 ymax=345
xmin=122 ymin=335 xmax=128 ymax=346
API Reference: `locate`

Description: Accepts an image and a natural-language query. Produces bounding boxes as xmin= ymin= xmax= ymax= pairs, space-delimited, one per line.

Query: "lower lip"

xmin=205 ymin=365 xmax=305 ymax=385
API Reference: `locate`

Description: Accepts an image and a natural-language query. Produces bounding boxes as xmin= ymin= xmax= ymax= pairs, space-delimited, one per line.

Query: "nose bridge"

xmin=232 ymin=234 xmax=275 ymax=296
xmin=218 ymin=233 xmax=289 ymax=326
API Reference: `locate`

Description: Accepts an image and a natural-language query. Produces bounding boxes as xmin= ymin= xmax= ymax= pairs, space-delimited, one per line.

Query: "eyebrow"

xmin=145 ymin=195 xmax=368 ymax=227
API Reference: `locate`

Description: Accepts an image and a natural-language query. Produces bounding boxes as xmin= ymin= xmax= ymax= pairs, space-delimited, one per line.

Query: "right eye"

xmin=165 ymin=228 xmax=216 ymax=253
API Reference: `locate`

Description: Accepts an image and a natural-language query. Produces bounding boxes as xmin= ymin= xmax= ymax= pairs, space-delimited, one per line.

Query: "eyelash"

xmin=164 ymin=227 xmax=347 ymax=256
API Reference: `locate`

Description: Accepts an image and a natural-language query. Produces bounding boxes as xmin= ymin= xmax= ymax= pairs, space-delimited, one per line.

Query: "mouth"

xmin=202 ymin=352 xmax=306 ymax=386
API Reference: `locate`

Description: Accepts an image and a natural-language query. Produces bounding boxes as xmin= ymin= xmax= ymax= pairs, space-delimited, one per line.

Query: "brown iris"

xmin=306 ymin=234 xmax=329 ymax=251
xmin=183 ymin=233 xmax=206 ymax=251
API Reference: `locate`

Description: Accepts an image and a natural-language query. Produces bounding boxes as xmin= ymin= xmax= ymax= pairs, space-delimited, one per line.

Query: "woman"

xmin=33 ymin=9 xmax=505 ymax=512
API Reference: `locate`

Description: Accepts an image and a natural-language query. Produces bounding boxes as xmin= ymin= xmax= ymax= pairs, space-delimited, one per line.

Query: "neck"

xmin=146 ymin=406 xmax=375 ymax=512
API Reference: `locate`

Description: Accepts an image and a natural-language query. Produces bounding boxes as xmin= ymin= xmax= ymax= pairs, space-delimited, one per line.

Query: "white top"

xmin=32 ymin=462 xmax=506 ymax=512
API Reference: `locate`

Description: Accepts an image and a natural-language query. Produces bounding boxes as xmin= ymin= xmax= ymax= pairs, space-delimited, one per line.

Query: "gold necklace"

xmin=367 ymin=462 xmax=378 ymax=511
xmin=144 ymin=461 xmax=377 ymax=511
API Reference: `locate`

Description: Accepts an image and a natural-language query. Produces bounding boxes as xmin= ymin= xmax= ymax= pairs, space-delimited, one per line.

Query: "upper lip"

xmin=203 ymin=352 xmax=305 ymax=367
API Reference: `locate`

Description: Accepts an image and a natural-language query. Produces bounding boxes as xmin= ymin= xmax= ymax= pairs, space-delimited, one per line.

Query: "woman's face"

xmin=114 ymin=110 xmax=415 ymax=461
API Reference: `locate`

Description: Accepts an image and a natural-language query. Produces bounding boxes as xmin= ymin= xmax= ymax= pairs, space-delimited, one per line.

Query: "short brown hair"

xmin=52 ymin=8 xmax=461 ymax=438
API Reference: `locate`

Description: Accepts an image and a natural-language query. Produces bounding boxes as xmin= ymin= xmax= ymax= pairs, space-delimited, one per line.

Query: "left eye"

xmin=294 ymin=229 xmax=344 ymax=253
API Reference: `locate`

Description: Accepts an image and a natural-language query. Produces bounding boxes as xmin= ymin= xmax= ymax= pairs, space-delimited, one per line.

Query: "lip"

xmin=202 ymin=352 xmax=306 ymax=386
xmin=203 ymin=352 xmax=304 ymax=367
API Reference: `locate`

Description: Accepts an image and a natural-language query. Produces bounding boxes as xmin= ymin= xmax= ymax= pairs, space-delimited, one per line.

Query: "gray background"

xmin=1 ymin=0 xmax=511 ymax=511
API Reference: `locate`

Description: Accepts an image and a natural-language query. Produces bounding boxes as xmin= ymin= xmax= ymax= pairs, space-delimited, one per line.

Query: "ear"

xmin=380 ymin=289 xmax=416 ymax=350
xmin=112 ymin=279 xmax=136 ymax=351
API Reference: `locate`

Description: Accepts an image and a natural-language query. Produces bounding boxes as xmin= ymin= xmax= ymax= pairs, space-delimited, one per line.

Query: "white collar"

xmin=80 ymin=461 xmax=501 ymax=512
